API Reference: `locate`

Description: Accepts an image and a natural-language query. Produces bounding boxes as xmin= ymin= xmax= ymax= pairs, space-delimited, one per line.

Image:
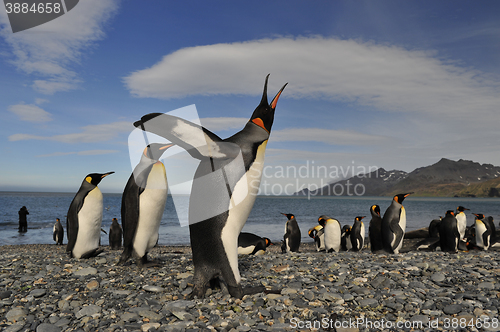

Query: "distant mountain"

xmin=295 ymin=158 xmax=500 ymax=197
xmin=296 ymin=168 xmax=408 ymax=197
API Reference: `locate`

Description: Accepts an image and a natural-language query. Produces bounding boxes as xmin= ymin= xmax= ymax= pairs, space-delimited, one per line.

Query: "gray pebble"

xmin=6 ymin=307 xmax=27 ymax=322
xmin=443 ymin=304 xmax=462 ymax=315
xmin=73 ymin=267 xmax=97 ymax=276
xmin=36 ymin=323 xmax=61 ymax=332
xmin=30 ymin=289 xmax=46 ymax=298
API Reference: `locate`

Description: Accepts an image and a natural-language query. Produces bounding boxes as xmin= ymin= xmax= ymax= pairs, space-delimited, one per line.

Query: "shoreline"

xmin=1 ymin=243 xmax=499 ymax=332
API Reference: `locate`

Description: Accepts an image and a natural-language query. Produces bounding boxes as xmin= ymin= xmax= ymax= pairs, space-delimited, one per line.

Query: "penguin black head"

xmin=370 ymin=205 xmax=381 ymax=217
xmin=394 ymin=192 xmax=413 ymax=204
xmin=281 ymin=213 xmax=295 ymax=221
xmin=473 ymin=213 xmax=485 ymax=220
xmin=249 ymin=74 xmax=287 ymax=133
xmin=144 ymin=143 xmax=174 ymax=161
xmin=457 ymin=206 xmax=470 ymax=212
xmin=264 ymin=238 xmax=273 ymax=247
xmin=56 ymin=218 xmax=60 ymax=222
xmin=342 ymin=224 xmax=352 ymax=233
xmin=355 ymin=216 xmax=366 ymax=222
xmin=318 ymin=215 xmax=333 ymax=227
xmin=445 ymin=210 xmax=455 ymax=217
xmin=85 ymin=172 xmax=114 ymax=186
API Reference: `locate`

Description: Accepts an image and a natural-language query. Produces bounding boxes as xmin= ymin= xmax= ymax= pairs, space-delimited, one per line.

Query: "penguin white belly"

xmin=359 ymin=223 xmax=366 ymax=249
xmin=73 ymin=188 xmax=103 ymax=259
xmin=238 ymin=245 xmax=256 ymax=255
xmin=317 ymin=233 xmax=325 ymax=251
xmin=324 ymin=221 xmax=341 ymax=252
xmin=475 ymin=222 xmax=488 ymax=250
xmin=393 ymin=208 xmax=406 ymax=254
xmin=133 ymin=162 xmax=168 ymax=258
xmin=221 ymin=141 xmax=267 ymax=284
xmin=456 ymin=214 xmax=466 ymax=239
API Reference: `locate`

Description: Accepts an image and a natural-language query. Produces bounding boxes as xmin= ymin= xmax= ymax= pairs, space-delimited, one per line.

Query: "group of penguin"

xmin=274 ymin=193 xmax=412 ymax=254
xmin=416 ymin=207 xmax=498 ymax=253
xmin=57 ymin=141 xmax=175 ymax=266
xmin=48 ymin=75 xmax=287 ymax=299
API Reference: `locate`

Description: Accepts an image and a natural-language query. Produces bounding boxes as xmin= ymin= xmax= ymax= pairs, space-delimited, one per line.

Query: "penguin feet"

xmin=80 ymin=248 xmax=104 ymax=259
xmin=137 ymin=254 xmax=161 ymax=268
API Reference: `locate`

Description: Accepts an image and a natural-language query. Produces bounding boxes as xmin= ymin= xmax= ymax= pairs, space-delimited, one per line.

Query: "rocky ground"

xmin=1 ymin=242 xmax=499 ymax=332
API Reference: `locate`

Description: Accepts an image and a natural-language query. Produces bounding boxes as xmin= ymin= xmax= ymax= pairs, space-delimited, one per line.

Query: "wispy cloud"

xmin=9 ymin=121 xmax=132 ymax=143
xmin=0 ymin=0 xmax=119 ymax=94
xmin=8 ymin=103 xmax=52 ymax=122
xmin=272 ymin=128 xmax=388 ymax=146
xmin=124 ymin=36 xmax=500 ymax=122
xmin=36 ymin=150 xmax=119 ymax=158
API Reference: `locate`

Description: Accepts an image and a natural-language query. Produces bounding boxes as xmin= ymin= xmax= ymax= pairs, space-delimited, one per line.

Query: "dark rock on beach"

xmin=0 ymin=243 xmax=499 ymax=331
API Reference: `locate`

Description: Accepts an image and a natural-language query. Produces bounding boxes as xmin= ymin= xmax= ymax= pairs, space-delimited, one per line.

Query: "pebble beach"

xmin=1 ymin=242 xmax=499 ymax=332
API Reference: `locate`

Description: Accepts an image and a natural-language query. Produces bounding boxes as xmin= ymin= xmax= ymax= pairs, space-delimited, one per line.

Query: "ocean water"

xmin=1 ymin=191 xmax=499 ymax=246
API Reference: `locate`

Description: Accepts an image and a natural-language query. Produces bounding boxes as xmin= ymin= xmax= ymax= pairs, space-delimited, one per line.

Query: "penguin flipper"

xmin=388 ymin=216 xmax=404 ymax=252
xmin=66 ymin=192 xmax=85 ymax=254
xmin=134 ymin=113 xmax=240 ymax=160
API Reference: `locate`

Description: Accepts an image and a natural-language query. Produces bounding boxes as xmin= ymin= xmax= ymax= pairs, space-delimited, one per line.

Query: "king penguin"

xmin=368 ymin=205 xmax=383 ymax=252
xmin=319 ymin=215 xmax=341 ymax=253
xmin=109 ymin=218 xmax=122 ymax=250
xmin=308 ymin=225 xmax=325 ymax=252
xmin=438 ymin=210 xmax=460 ymax=252
xmin=455 ymin=206 xmax=469 ymax=241
xmin=340 ymin=225 xmax=352 ymax=251
xmin=381 ymin=192 xmax=413 ymax=254
xmin=133 ymin=75 xmax=287 ymax=298
xmin=53 ymin=218 xmax=64 ymax=245
xmin=119 ymin=143 xmax=172 ymax=266
xmin=474 ymin=213 xmax=492 ymax=250
xmin=238 ymin=232 xmax=272 ymax=255
xmin=281 ymin=213 xmax=301 ymax=253
xmin=351 ymin=216 xmax=366 ymax=252
xmin=66 ymin=172 xmax=114 ymax=259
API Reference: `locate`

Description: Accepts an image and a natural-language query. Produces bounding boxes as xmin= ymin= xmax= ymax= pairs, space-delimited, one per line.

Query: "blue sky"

xmin=1 ymin=1 xmax=500 ymax=194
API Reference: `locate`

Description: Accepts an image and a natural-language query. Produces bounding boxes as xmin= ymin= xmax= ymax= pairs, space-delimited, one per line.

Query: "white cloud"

xmin=0 ymin=0 xmax=118 ymax=94
xmin=9 ymin=121 xmax=132 ymax=143
xmin=271 ymin=128 xmax=388 ymax=146
xmin=124 ymin=36 xmax=500 ymax=121
xmin=36 ymin=150 xmax=119 ymax=157
xmin=8 ymin=103 xmax=52 ymax=122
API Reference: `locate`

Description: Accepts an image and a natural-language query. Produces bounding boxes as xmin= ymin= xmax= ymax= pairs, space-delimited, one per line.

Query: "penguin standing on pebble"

xmin=134 ymin=75 xmax=287 ymax=298
xmin=66 ymin=172 xmax=114 ymax=259
xmin=281 ymin=213 xmax=301 ymax=253
xmin=119 ymin=143 xmax=172 ymax=267
xmin=53 ymin=218 xmax=64 ymax=245
xmin=319 ymin=215 xmax=341 ymax=253
xmin=340 ymin=225 xmax=352 ymax=251
xmin=369 ymin=205 xmax=383 ymax=252
xmin=381 ymin=192 xmax=413 ymax=254
xmin=109 ymin=218 xmax=123 ymax=250
xmin=350 ymin=216 xmax=366 ymax=252
xmin=438 ymin=210 xmax=460 ymax=253
xmin=455 ymin=206 xmax=470 ymax=241
xmin=474 ymin=214 xmax=492 ymax=250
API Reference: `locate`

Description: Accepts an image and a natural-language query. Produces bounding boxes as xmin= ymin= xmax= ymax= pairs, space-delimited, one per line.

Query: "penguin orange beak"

xmin=160 ymin=143 xmax=174 ymax=150
xmin=270 ymin=82 xmax=288 ymax=110
xmin=404 ymin=192 xmax=414 ymax=197
xmin=101 ymin=171 xmax=114 ymax=178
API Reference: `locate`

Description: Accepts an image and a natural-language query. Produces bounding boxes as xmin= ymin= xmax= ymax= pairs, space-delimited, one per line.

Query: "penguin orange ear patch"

xmin=251 ymin=118 xmax=267 ymax=132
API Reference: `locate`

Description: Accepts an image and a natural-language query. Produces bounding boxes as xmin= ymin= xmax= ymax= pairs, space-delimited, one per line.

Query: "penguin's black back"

xmin=66 ymin=181 xmax=95 ymax=254
xmin=438 ymin=212 xmax=459 ymax=252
